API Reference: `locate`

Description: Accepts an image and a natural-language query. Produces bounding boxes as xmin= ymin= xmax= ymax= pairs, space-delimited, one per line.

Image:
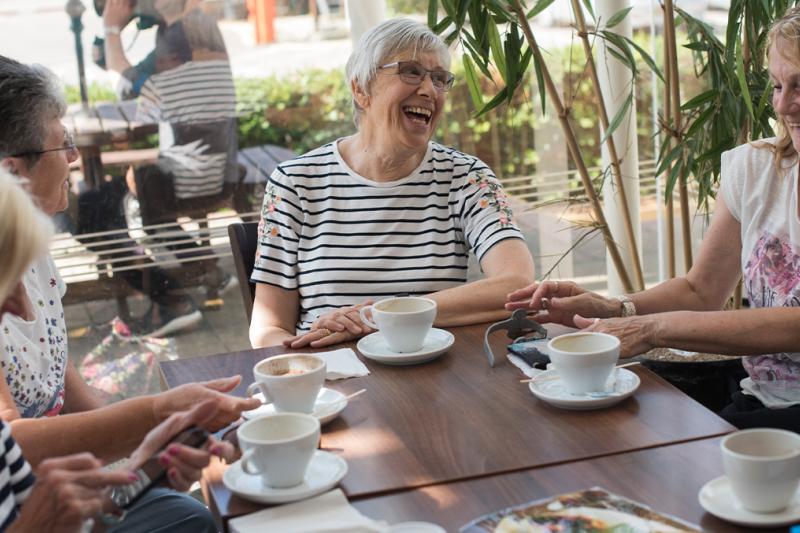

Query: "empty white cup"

xmin=238 ymin=413 xmax=321 ymax=488
xmin=359 ymin=297 xmax=437 ymax=353
xmin=721 ymin=428 xmax=800 ymax=513
xmin=547 ymin=332 xmax=620 ymax=394
xmin=246 ymin=354 xmax=326 ymax=414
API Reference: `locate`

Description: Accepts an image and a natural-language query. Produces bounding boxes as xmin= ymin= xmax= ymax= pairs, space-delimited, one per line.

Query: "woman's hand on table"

xmin=151 ymin=376 xmax=261 ymax=432
xmin=574 ymin=314 xmax=659 ymax=357
xmin=505 ymin=280 xmax=620 ymax=327
xmin=129 ymin=400 xmax=237 ymax=491
xmin=284 ymin=302 xmax=376 ymax=349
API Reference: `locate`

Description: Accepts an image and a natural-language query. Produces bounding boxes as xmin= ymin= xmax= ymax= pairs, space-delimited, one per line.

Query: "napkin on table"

xmin=316 ymin=348 xmax=370 ymax=380
xmin=229 ymin=489 xmax=387 ymax=533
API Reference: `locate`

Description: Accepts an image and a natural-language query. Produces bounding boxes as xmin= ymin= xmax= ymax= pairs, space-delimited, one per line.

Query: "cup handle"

xmin=246 ymin=382 xmax=273 ymax=406
xmin=240 ymin=448 xmax=261 ymax=475
xmin=359 ymin=305 xmax=379 ymax=330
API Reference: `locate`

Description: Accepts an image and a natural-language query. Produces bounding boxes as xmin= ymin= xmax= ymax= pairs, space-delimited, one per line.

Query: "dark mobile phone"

xmin=507 ymin=338 xmax=551 ymax=369
xmin=111 ymin=425 xmax=210 ymax=510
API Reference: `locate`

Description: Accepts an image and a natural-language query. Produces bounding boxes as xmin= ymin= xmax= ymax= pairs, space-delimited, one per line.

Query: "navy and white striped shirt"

xmin=252 ymin=140 xmax=524 ymax=332
xmin=0 ymin=421 xmax=34 ymax=531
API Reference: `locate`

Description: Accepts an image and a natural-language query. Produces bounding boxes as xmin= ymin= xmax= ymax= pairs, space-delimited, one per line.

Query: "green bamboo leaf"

xmin=476 ymin=86 xmax=509 ymax=117
xmin=455 ymin=0 xmax=472 ymax=27
xmin=441 ymin=0 xmax=456 ymax=15
xmin=487 ymin=20 xmax=507 ymax=83
xmin=681 ymin=89 xmax=717 ymax=111
xmin=605 ymin=6 xmax=633 ymax=28
xmin=600 ymin=93 xmax=632 ymax=145
xmin=428 ymin=0 xmax=438 ymax=29
xmin=432 ymin=16 xmax=453 ymax=35
xmin=622 ymin=35 xmax=664 ymax=82
xmin=685 ymin=106 xmax=715 ymax=139
xmin=532 ymin=52 xmax=547 ymax=116
xmin=462 ymin=54 xmax=484 ymax=109
xmin=527 ymin=0 xmax=557 ymax=18
xmin=600 ymin=30 xmax=636 ymax=72
xmin=735 ymin=38 xmax=755 ymax=122
xmin=580 ymin=0 xmax=596 ymax=22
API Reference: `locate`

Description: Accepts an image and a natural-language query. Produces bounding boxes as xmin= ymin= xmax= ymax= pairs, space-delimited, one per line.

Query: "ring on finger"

xmin=319 ymin=328 xmax=332 ymax=336
xmin=553 ymin=280 xmax=560 ymax=293
xmin=593 ymin=318 xmax=600 ymax=325
xmin=541 ymin=297 xmax=549 ymax=310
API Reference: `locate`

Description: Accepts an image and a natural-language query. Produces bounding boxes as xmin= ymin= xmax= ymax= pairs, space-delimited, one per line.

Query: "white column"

xmin=596 ymin=0 xmax=642 ymax=295
xmin=345 ymin=0 xmax=386 ymax=46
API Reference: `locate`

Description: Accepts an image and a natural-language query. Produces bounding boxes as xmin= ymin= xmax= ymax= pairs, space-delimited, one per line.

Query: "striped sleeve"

xmin=458 ymin=161 xmax=524 ymax=260
xmin=251 ymin=168 xmax=304 ymax=290
xmin=0 ymin=421 xmax=34 ymax=531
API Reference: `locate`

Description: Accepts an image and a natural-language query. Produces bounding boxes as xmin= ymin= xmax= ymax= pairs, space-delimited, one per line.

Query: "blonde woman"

xmin=0 ymin=170 xmax=239 ymax=532
xmin=507 ymin=7 xmax=800 ymax=432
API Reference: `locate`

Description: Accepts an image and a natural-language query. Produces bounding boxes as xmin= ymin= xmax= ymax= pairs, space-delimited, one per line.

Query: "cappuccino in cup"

xmin=359 ymin=296 xmax=437 ymax=353
xmin=547 ymin=332 xmax=620 ymax=394
xmin=246 ymin=354 xmax=326 ymax=414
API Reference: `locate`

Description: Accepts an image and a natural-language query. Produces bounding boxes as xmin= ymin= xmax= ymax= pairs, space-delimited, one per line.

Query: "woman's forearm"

xmin=653 ymin=307 xmax=800 ymax=355
xmin=250 ymin=324 xmax=293 ymax=349
xmin=11 ymin=396 xmax=159 ymax=468
xmin=431 ymin=273 xmax=534 ymax=326
xmin=629 ymin=276 xmax=731 ymax=316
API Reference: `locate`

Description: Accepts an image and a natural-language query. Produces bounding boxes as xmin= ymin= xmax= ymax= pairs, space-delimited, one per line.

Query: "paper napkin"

xmin=317 ymin=348 xmax=370 ymax=380
xmin=229 ymin=489 xmax=387 ymax=533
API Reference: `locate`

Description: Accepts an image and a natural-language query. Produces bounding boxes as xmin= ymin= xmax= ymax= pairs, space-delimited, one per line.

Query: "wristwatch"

xmin=616 ymin=295 xmax=637 ymax=317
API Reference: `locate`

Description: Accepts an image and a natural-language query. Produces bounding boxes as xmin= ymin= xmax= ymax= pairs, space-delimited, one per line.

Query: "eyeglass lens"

xmin=398 ymin=62 xmax=453 ymax=89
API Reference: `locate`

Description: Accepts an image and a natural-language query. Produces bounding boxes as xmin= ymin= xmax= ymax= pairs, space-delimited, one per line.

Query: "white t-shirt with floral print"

xmin=0 ymin=255 xmax=67 ymax=418
xmin=720 ymin=139 xmax=800 ymax=408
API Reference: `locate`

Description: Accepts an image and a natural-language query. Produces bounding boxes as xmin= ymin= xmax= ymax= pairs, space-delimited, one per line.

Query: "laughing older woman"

xmin=250 ymin=18 xmax=536 ymax=349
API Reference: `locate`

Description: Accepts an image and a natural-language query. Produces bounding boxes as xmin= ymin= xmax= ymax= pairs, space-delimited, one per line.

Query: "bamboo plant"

xmin=430 ymin=0 xmax=659 ymax=292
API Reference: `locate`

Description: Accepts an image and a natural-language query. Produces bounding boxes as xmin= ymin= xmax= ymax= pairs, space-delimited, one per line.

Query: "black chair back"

xmin=227 ymin=222 xmax=259 ymax=322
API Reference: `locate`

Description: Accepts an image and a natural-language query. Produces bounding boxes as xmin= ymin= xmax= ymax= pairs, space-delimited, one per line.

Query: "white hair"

xmin=345 ymin=18 xmax=451 ymax=126
xmin=0 ymin=169 xmax=53 ymax=305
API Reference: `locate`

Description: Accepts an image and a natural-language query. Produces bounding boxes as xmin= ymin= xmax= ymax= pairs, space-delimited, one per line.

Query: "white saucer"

xmin=528 ymin=368 xmax=640 ymax=410
xmin=387 ymin=522 xmax=446 ymax=533
xmin=223 ymin=450 xmax=347 ymax=504
xmin=356 ymin=328 xmax=454 ymax=365
xmin=243 ymin=388 xmax=347 ymax=425
xmin=699 ymin=475 xmax=800 ymax=527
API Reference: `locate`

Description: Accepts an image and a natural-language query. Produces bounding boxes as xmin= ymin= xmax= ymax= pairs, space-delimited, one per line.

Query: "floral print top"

xmin=721 ymin=140 xmax=800 ymax=407
xmin=0 ymin=255 xmax=67 ymax=418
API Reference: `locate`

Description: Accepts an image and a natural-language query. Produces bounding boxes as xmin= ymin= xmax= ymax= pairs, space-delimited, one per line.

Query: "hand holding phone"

xmin=110 ymin=425 xmax=210 ymax=509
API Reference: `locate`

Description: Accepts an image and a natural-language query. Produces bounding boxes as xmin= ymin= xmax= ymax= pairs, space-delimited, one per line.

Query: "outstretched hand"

xmin=505 ymin=280 xmax=619 ymax=327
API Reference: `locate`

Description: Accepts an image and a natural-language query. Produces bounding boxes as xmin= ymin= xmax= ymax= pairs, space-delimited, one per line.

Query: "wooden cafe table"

xmin=352 ymin=437 xmax=788 ymax=532
xmin=159 ymin=322 xmax=736 ymax=531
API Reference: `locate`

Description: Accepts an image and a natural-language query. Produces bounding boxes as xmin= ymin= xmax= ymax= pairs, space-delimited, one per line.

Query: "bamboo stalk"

xmin=662 ymin=7 xmax=676 ymax=279
xmin=663 ymin=0 xmax=693 ymax=271
xmin=570 ymin=0 xmax=644 ymax=291
xmin=510 ymin=0 xmax=634 ymax=293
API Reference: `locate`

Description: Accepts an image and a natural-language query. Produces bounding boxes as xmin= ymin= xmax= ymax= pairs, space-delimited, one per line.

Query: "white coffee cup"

xmin=546 ymin=332 xmax=620 ymax=394
xmin=359 ymin=297 xmax=437 ymax=353
xmin=238 ymin=413 xmax=321 ymax=488
xmin=245 ymin=354 xmax=326 ymax=414
xmin=721 ymin=428 xmax=800 ymax=513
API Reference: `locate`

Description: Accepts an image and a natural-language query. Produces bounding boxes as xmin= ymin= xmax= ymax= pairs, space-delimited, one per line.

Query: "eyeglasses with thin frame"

xmin=378 ymin=61 xmax=455 ymax=91
xmin=9 ymin=132 xmax=78 ymax=159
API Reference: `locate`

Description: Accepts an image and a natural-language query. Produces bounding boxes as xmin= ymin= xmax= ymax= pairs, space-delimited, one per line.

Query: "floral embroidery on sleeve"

xmin=259 ymin=183 xmax=283 ymax=239
xmin=469 ymin=169 xmax=514 ymax=227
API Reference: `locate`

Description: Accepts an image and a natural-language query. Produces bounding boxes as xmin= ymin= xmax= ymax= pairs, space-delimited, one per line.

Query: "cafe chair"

xmin=227 ymin=221 xmax=259 ymax=322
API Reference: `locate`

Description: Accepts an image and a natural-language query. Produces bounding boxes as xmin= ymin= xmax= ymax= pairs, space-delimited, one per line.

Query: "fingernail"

xmin=210 ymin=444 xmax=222 ymax=455
xmin=159 ymin=455 xmax=171 ymax=466
xmin=128 ymin=471 xmax=139 ymax=482
xmin=168 ymin=445 xmax=180 ymax=456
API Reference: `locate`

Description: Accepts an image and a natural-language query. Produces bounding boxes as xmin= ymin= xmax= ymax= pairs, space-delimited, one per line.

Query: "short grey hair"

xmin=345 ymin=18 xmax=450 ymax=126
xmin=0 ymin=56 xmax=67 ymax=167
